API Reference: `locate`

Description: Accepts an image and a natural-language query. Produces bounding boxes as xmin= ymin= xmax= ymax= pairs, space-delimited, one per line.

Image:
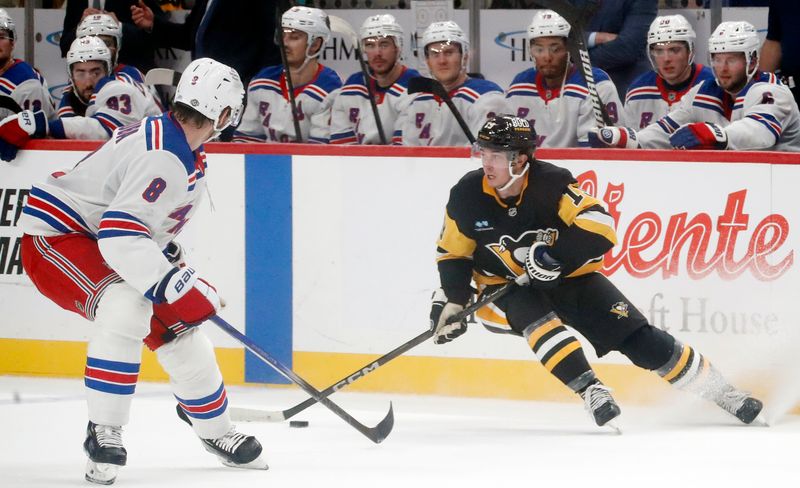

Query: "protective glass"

xmin=362 ymin=36 xmax=396 ymax=53
xmin=530 ymin=44 xmax=567 ymax=57
xmin=650 ymin=43 xmax=687 ymax=58
xmin=470 ymin=143 xmax=516 ymax=167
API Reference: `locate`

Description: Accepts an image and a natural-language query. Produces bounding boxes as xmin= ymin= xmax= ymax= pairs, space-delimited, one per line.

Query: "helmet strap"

xmin=498 ymin=151 xmax=529 ymax=193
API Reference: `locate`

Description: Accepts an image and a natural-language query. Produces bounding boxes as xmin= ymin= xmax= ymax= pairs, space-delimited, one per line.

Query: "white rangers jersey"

xmin=505 ymin=66 xmax=622 ymax=148
xmin=637 ymin=72 xmax=800 ymax=151
xmin=624 ymin=64 xmax=715 ymax=129
xmin=20 ymin=112 xmax=208 ymax=297
xmin=51 ymin=73 xmax=162 ymax=140
xmin=0 ymin=59 xmax=55 ymax=119
xmin=56 ymin=64 xmax=162 ymax=119
xmin=329 ymin=66 xmax=420 ymax=145
xmin=399 ymin=77 xmax=508 ymax=146
xmin=232 ymin=64 xmax=342 ymax=144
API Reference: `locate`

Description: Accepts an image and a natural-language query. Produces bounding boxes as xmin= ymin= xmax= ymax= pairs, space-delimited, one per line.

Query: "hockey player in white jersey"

xmin=329 ymin=14 xmax=420 ymax=145
xmin=233 ymin=6 xmax=342 ymax=143
xmin=19 ymin=58 xmax=267 ymax=485
xmin=590 ymin=21 xmax=800 ymax=151
xmin=624 ymin=15 xmax=715 ymax=129
xmin=0 ymin=9 xmax=54 ymax=118
xmin=69 ymin=12 xmax=163 ymax=116
xmin=505 ymin=10 xmax=622 ymax=148
xmin=49 ymin=36 xmax=162 ymax=140
xmin=398 ymin=20 xmax=507 ymax=146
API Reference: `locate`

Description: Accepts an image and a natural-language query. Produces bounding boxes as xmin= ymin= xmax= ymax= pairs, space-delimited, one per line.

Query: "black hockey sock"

xmin=523 ymin=312 xmax=596 ymax=393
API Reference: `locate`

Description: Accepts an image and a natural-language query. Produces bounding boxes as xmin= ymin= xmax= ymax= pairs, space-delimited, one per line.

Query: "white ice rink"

xmin=1 ymin=375 xmax=799 ymax=488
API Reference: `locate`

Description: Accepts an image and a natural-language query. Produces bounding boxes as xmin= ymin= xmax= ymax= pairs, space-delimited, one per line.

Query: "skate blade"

xmin=605 ymin=421 xmax=622 ymax=435
xmin=750 ymin=415 xmax=770 ymax=427
xmin=85 ymin=460 xmax=119 ymax=485
xmin=220 ymin=455 xmax=269 ymax=470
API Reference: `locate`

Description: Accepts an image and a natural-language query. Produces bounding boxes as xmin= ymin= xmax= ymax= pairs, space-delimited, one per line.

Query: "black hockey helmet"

xmin=476 ymin=114 xmax=537 ymax=155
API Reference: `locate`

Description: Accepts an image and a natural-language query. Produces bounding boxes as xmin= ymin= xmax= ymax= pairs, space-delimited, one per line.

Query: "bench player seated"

xmin=398 ymin=20 xmax=508 ymax=146
xmin=590 ymin=21 xmax=800 ymax=151
xmin=69 ymin=12 xmax=163 ymax=117
xmin=623 ymin=14 xmax=714 ymax=129
xmin=233 ymin=6 xmax=342 ymax=143
xmin=48 ymin=35 xmax=162 ymax=140
xmin=433 ymin=114 xmax=764 ymax=428
xmin=329 ymin=14 xmax=420 ymax=145
xmin=505 ymin=10 xmax=622 ymax=147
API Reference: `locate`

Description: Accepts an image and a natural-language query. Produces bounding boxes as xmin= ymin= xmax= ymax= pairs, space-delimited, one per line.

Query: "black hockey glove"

xmin=524 ymin=242 xmax=562 ymax=289
xmin=430 ymin=288 xmax=467 ymax=344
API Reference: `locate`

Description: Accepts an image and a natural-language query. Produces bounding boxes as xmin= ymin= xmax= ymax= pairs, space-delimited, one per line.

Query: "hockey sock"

xmin=523 ymin=312 xmax=597 ymax=393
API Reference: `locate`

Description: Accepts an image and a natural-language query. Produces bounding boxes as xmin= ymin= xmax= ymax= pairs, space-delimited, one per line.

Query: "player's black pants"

xmin=487 ymin=272 xmax=673 ymax=365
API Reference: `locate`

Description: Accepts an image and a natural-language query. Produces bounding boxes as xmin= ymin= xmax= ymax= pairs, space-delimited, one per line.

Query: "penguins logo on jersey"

xmin=610 ymin=301 xmax=629 ymax=319
xmin=485 ymin=228 xmax=558 ymax=277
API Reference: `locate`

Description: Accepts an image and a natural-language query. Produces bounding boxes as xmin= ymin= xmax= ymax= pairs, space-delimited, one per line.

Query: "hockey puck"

xmin=289 ymin=420 xmax=309 ymax=428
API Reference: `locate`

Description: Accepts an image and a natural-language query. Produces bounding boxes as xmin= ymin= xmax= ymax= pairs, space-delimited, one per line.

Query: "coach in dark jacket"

xmin=583 ymin=0 xmax=657 ymax=97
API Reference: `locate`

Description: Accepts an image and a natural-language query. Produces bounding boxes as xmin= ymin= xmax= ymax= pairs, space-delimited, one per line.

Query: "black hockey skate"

xmin=714 ymin=389 xmax=764 ymax=424
xmin=580 ymin=382 xmax=622 ymax=428
xmin=83 ymin=421 xmax=126 ymax=485
xmin=176 ymin=404 xmax=268 ymax=469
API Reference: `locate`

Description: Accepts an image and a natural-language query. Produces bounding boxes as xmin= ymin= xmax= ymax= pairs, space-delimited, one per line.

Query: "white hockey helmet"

xmin=66 ymin=36 xmax=112 ymax=78
xmin=422 ymin=20 xmax=469 ymax=66
xmin=360 ymin=14 xmax=404 ymax=53
xmin=527 ymin=10 xmax=571 ymax=40
xmin=708 ymin=21 xmax=760 ymax=82
xmin=0 ymin=9 xmax=16 ymax=41
xmin=282 ymin=6 xmax=331 ymax=59
xmin=647 ymin=15 xmax=696 ymax=69
xmin=77 ymin=13 xmax=122 ymax=65
xmin=174 ymin=58 xmax=245 ymax=136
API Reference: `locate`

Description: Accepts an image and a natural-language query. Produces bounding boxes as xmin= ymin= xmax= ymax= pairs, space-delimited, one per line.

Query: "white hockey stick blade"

xmin=144 ymin=68 xmax=181 ymax=87
xmin=230 ymin=406 xmax=286 ymax=423
xmin=328 ymin=14 xmax=358 ymax=45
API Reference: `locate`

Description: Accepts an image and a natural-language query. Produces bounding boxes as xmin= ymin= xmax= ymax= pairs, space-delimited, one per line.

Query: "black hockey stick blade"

xmin=209 ymin=315 xmax=394 ymax=443
xmin=230 ymin=275 xmax=529 ymax=423
xmin=144 ymin=68 xmax=182 ymax=87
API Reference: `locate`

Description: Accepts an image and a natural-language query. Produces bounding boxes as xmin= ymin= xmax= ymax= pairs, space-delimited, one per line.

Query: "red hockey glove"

xmin=670 ymin=122 xmax=728 ymax=150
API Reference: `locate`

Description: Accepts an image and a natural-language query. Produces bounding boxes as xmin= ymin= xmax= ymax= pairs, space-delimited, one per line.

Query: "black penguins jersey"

xmin=436 ymin=159 xmax=617 ymax=304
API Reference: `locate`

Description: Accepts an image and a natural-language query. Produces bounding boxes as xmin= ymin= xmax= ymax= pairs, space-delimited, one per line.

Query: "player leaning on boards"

xmin=398 ymin=20 xmax=507 ymax=146
xmin=233 ymin=6 xmax=342 ymax=144
xmin=505 ymin=10 xmax=622 ymax=148
xmin=431 ymin=114 xmax=764 ymax=429
xmin=18 ymin=58 xmax=267 ymax=485
xmin=329 ymin=14 xmax=420 ymax=145
xmin=590 ymin=21 xmax=800 ymax=151
xmin=623 ymin=14 xmax=714 ymax=129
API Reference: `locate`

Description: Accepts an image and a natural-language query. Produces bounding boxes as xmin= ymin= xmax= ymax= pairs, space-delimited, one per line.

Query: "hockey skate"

xmin=176 ymin=404 xmax=268 ymax=470
xmin=581 ymin=382 xmax=622 ymax=430
xmin=83 ymin=421 xmax=126 ymax=485
xmin=713 ymin=388 xmax=764 ymax=425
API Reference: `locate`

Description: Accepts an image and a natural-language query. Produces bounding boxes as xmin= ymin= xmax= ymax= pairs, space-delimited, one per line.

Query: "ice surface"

xmin=1 ymin=376 xmax=798 ymax=488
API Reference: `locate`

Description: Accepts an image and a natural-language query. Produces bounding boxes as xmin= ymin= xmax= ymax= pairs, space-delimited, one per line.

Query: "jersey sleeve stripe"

xmin=99 ymin=211 xmax=152 ymax=239
xmin=232 ymin=133 xmax=266 ymax=143
xmin=93 ymin=112 xmax=124 ymax=136
xmin=746 ymin=113 xmax=782 ymax=140
xmin=573 ymin=210 xmax=618 ymax=245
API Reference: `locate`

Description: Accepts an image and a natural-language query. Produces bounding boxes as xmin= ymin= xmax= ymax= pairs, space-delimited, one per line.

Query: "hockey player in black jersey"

xmin=430 ymin=114 xmax=763 ymax=426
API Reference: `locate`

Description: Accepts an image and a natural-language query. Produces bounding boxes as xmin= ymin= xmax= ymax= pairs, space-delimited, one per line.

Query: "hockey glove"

xmin=151 ymin=267 xmax=221 ymax=325
xmin=0 ymin=110 xmax=47 ymax=147
xmin=524 ymin=242 xmax=563 ymax=289
xmin=588 ymin=126 xmax=640 ymax=149
xmin=430 ymin=288 xmax=467 ymax=345
xmin=669 ymin=122 xmax=728 ymax=150
xmin=144 ymin=302 xmax=194 ymax=351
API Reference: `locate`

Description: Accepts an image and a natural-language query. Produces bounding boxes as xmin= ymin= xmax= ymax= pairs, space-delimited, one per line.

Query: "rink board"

xmin=1 ymin=142 xmax=799 ymax=408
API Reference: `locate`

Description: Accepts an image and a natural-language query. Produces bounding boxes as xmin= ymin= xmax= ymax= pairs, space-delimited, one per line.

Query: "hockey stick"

xmin=534 ymin=0 xmax=612 ymax=127
xmin=230 ymin=274 xmax=529 ymax=423
xmin=144 ymin=68 xmax=182 ymax=87
xmin=209 ymin=315 xmax=394 ymax=443
xmin=274 ymin=3 xmax=304 ymax=143
xmin=407 ymin=76 xmax=476 ymax=144
xmin=0 ymin=95 xmax=22 ymax=114
xmin=328 ymin=15 xmax=388 ymax=145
